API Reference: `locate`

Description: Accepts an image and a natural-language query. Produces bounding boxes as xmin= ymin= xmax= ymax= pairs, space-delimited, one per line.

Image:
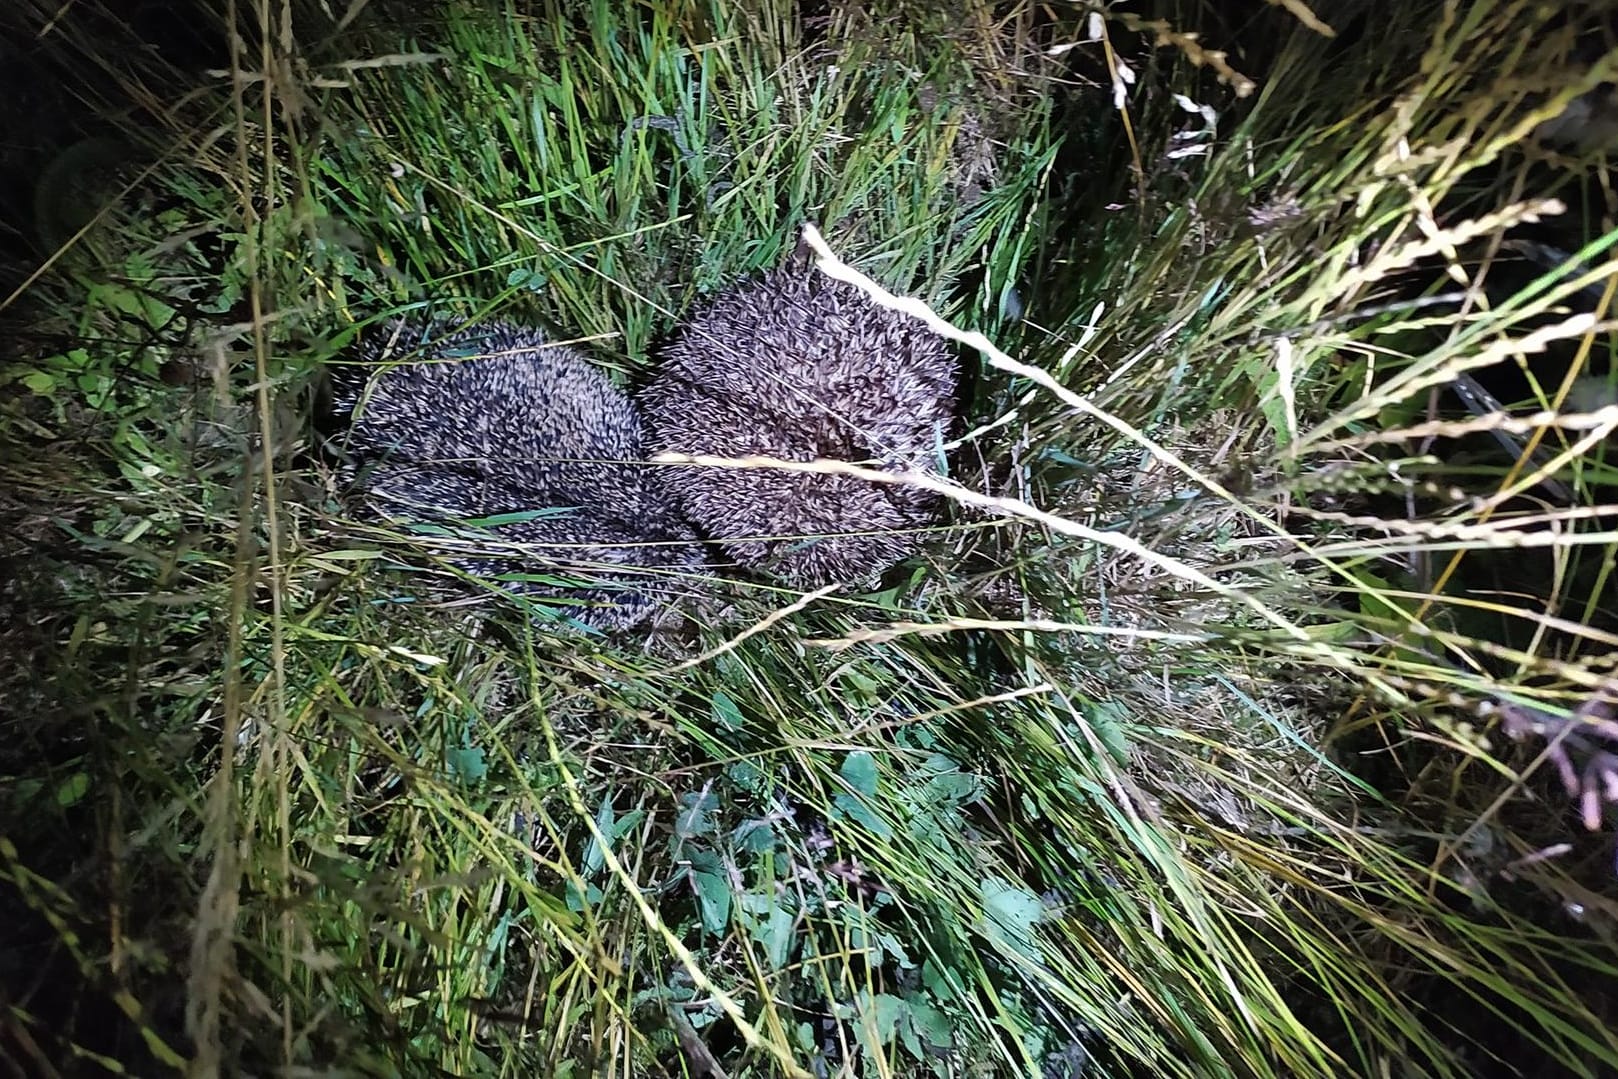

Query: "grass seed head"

xmin=640 ymin=267 xmax=958 ymax=589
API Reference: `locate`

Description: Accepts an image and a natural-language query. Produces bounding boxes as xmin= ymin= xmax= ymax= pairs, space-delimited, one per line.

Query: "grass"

xmin=4 ymin=0 xmax=1618 ymax=1076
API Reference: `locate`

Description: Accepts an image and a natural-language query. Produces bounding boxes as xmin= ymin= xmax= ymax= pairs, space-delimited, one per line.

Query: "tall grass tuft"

xmin=4 ymin=0 xmax=1618 ymax=1076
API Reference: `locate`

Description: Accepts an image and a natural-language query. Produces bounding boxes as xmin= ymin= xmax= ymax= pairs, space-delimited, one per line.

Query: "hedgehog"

xmin=638 ymin=266 xmax=958 ymax=589
xmin=330 ymin=319 xmax=708 ymax=632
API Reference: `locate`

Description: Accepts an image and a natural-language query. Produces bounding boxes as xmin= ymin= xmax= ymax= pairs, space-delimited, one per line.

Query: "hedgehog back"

xmin=640 ymin=270 xmax=957 ymax=588
xmin=334 ymin=319 xmax=708 ymax=631
xmin=335 ymin=321 xmax=645 ymax=504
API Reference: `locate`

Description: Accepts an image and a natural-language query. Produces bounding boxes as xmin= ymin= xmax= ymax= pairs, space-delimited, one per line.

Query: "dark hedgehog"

xmin=331 ymin=320 xmax=708 ymax=631
xmin=639 ymin=267 xmax=957 ymax=589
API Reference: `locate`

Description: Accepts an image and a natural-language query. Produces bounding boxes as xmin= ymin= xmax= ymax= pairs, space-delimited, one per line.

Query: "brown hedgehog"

xmin=638 ymin=267 xmax=957 ymax=588
xmin=331 ymin=320 xmax=708 ymax=631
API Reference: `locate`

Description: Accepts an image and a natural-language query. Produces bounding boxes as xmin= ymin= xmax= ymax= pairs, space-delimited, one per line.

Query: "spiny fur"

xmin=331 ymin=319 xmax=707 ymax=631
xmin=639 ymin=268 xmax=957 ymax=588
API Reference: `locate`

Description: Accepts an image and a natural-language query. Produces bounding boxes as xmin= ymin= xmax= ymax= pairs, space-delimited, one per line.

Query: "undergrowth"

xmin=3 ymin=0 xmax=1618 ymax=1076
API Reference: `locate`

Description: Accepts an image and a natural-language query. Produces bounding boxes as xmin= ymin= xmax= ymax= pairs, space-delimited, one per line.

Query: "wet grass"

xmin=4 ymin=0 xmax=1618 ymax=1076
